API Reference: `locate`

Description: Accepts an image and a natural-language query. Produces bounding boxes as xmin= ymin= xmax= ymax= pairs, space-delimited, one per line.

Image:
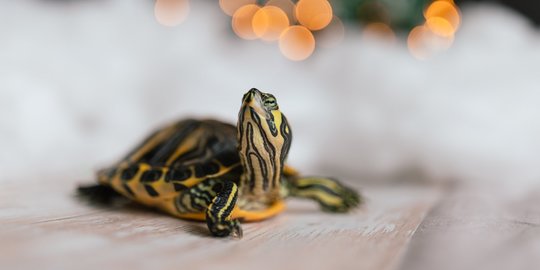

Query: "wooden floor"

xmin=400 ymin=187 xmax=540 ymax=270
xmin=4 ymin=176 xmax=539 ymax=270
xmin=0 ymin=176 xmax=442 ymax=270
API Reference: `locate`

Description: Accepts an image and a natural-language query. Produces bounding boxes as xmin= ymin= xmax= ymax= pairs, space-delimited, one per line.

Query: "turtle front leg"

xmin=284 ymin=176 xmax=362 ymax=213
xmin=206 ymin=181 xmax=242 ymax=238
xmin=163 ymin=179 xmax=243 ymax=238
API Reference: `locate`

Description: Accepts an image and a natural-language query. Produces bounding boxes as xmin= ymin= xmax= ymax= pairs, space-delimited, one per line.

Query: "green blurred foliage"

xmin=332 ymin=0 xmax=429 ymax=30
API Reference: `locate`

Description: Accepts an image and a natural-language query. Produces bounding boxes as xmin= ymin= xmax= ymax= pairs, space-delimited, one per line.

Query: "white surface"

xmin=1 ymin=1 xmax=540 ymax=196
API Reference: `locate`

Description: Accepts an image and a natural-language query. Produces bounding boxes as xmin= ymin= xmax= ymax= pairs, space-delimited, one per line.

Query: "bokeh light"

xmin=279 ymin=25 xmax=315 ymax=61
xmin=266 ymin=0 xmax=296 ymax=24
xmin=425 ymin=17 xmax=454 ymax=37
xmin=232 ymin=4 xmax=261 ymax=40
xmin=220 ymin=0 xmax=256 ymax=16
xmin=424 ymin=1 xmax=461 ymax=31
xmin=407 ymin=25 xmax=454 ymax=60
xmin=221 ymin=0 xmax=462 ymax=61
xmin=407 ymin=0 xmax=461 ymax=59
xmin=362 ymin=22 xmax=396 ymax=43
xmin=252 ymin=6 xmax=290 ymax=41
xmin=154 ymin=0 xmax=190 ymax=27
xmin=295 ymin=0 xmax=333 ymax=31
xmin=408 ymin=25 xmax=430 ymax=60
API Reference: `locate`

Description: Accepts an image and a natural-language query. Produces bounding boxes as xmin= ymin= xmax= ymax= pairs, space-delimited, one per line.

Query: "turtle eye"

xmin=263 ymin=97 xmax=278 ymax=110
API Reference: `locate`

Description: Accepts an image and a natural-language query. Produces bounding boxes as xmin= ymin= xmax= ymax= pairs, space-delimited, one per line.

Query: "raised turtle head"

xmin=237 ymin=88 xmax=292 ymax=208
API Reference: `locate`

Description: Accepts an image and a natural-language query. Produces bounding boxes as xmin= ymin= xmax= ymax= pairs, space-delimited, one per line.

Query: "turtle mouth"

xmin=242 ymin=88 xmax=269 ymax=117
xmin=242 ymin=88 xmax=262 ymax=104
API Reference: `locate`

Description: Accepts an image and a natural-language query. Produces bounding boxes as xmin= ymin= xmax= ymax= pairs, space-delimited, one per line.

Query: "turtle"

xmin=78 ymin=88 xmax=361 ymax=238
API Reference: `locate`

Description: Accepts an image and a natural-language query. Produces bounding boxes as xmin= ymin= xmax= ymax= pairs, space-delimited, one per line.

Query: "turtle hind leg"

xmin=285 ymin=176 xmax=362 ymax=213
xmin=77 ymin=166 xmax=127 ymax=205
xmin=76 ymin=184 xmax=124 ymax=205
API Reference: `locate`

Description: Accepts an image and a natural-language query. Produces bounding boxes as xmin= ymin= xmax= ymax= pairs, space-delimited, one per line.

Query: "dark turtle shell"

xmin=97 ymin=119 xmax=244 ymax=200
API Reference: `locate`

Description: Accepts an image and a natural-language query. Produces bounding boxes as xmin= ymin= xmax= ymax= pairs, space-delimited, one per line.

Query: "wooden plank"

xmin=399 ymin=188 xmax=540 ymax=270
xmin=0 ymin=177 xmax=439 ymax=270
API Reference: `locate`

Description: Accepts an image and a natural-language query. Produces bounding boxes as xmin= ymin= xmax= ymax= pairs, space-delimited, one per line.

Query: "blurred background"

xmin=2 ymin=1 xmax=540 ymax=269
xmin=1 ymin=0 xmax=540 ymax=196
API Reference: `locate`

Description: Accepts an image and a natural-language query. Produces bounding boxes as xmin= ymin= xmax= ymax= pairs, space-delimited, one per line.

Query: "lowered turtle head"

xmin=237 ymin=88 xmax=292 ymax=208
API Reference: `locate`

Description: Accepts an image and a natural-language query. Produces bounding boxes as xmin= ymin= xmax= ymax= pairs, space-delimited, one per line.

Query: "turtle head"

xmin=241 ymin=88 xmax=279 ymax=115
xmin=237 ymin=88 xmax=292 ymax=206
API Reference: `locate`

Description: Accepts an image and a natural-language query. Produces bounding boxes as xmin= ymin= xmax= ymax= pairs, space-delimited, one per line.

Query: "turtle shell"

xmin=123 ymin=119 xmax=240 ymax=172
xmin=98 ymin=119 xmax=244 ymax=200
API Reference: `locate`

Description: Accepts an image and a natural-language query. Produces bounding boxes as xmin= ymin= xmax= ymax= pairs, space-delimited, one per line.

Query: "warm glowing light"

xmin=252 ymin=6 xmax=290 ymax=41
xmin=232 ymin=4 xmax=261 ymax=40
xmin=295 ymin=0 xmax=333 ymax=31
xmin=425 ymin=17 xmax=454 ymax=37
xmin=409 ymin=0 xmax=461 ymax=59
xmin=408 ymin=25 xmax=453 ymax=60
xmin=408 ymin=26 xmax=429 ymax=60
xmin=279 ymin=25 xmax=315 ymax=61
xmin=154 ymin=0 xmax=190 ymax=27
xmin=220 ymin=0 xmax=256 ymax=16
xmin=424 ymin=1 xmax=461 ymax=31
xmin=362 ymin=22 xmax=396 ymax=43
xmin=266 ymin=0 xmax=296 ymax=23
xmin=315 ymin=16 xmax=345 ymax=48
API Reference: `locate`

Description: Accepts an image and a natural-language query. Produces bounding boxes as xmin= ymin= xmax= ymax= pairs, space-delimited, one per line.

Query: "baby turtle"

xmin=79 ymin=88 xmax=360 ymax=238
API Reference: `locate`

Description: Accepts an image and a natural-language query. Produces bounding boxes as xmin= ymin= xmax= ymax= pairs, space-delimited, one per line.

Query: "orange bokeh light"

xmin=266 ymin=0 xmax=296 ymax=23
xmin=220 ymin=0 xmax=257 ymax=16
xmin=154 ymin=0 xmax=190 ymax=27
xmin=408 ymin=25 xmax=454 ymax=60
xmin=252 ymin=6 xmax=290 ymax=41
xmin=408 ymin=25 xmax=429 ymax=60
xmin=279 ymin=25 xmax=315 ymax=61
xmin=424 ymin=1 xmax=461 ymax=31
xmin=232 ymin=4 xmax=261 ymax=40
xmin=362 ymin=22 xmax=396 ymax=43
xmin=407 ymin=0 xmax=460 ymax=59
xmin=425 ymin=17 xmax=454 ymax=37
xmin=295 ymin=0 xmax=333 ymax=31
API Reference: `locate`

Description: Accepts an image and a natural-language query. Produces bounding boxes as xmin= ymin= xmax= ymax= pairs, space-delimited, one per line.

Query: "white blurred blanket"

xmin=1 ymin=1 xmax=540 ymax=196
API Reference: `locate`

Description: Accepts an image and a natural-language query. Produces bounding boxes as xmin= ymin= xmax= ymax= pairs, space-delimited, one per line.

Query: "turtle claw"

xmin=230 ymin=223 xmax=243 ymax=239
xmin=317 ymin=181 xmax=362 ymax=213
xmin=323 ymin=184 xmax=362 ymax=213
xmin=208 ymin=219 xmax=243 ymax=238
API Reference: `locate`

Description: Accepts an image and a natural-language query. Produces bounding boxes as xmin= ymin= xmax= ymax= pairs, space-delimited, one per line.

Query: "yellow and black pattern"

xmin=205 ymin=181 xmax=242 ymax=237
xmin=120 ymin=119 xmax=239 ymax=168
xmin=78 ymin=88 xmax=361 ymax=238
xmin=175 ymin=178 xmax=221 ymax=213
xmin=96 ymin=119 xmax=242 ymax=204
xmin=237 ymin=91 xmax=292 ymax=208
xmin=98 ymin=162 xmax=242 ymax=206
xmin=285 ymin=176 xmax=361 ymax=213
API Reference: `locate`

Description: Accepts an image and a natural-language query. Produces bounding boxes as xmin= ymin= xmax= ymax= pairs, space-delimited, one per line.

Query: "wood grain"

xmin=400 ymin=187 xmax=540 ymax=270
xmin=0 ymin=177 xmax=440 ymax=270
